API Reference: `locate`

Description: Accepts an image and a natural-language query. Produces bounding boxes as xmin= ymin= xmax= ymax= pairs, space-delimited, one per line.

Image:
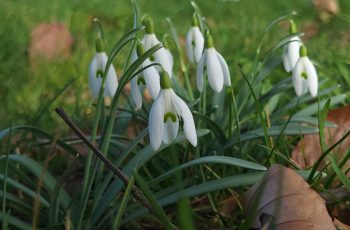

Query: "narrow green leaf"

xmin=0 ymin=126 xmax=76 ymax=154
xmin=113 ymin=175 xmax=135 ymax=230
xmin=150 ymin=156 xmax=266 ymax=185
xmin=133 ymin=171 xmax=174 ymax=230
xmin=193 ymin=112 xmax=227 ymax=144
xmin=295 ymin=94 xmax=347 ymax=116
xmin=328 ymin=155 xmax=350 ymax=191
xmin=123 ymin=172 xmax=265 ymax=223
xmin=92 ymin=129 xmax=209 ymax=224
xmin=0 ymin=212 xmax=31 ymax=230
xmin=221 ymin=124 xmax=318 ymax=151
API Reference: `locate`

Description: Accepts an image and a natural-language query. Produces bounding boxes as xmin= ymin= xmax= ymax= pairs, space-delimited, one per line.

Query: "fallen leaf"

xmin=292 ymin=105 xmax=350 ymax=170
xmin=313 ymin=0 xmax=339 ymax=22
xmin=29 ymin=22 xmax=74 ymax=64
xmin=334 ymin=218 xmax=350 ymax=230
xmin=243 ymin=164 xmax=335 ymax=230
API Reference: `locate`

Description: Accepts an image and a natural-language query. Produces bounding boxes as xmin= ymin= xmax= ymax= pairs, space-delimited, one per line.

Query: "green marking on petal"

xmin=149 ymin=55 xmax=155 ymax=61
xmin=164 ymin=112 xmax=177 ymax=122
xmin=96 ymin=70 xmax=103 ymax=78
xmin=137 ymin=77 xmax=146 ymax=85
xmin=301 ymin=72 xmax=307 ymax=79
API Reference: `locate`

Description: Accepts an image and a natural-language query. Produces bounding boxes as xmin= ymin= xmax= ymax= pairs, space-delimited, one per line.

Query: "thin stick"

xmin=54 ymin=108 xmax=153 ymax=213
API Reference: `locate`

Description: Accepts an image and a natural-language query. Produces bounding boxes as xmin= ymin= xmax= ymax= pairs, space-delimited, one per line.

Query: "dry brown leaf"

xmin=334 ymin=218 xmax=350 ymax=230
xmin=29 ymin=22 xmax=74 ymax=64
xmin=313 ymin=0 xmax=339 ymax=22
xmin=243 ymin=164 xmax=335 ymax=230
xmin=292 ymin=105 xmax=350 ymax=170
xmin=313 ymin=0 xmax=339 ymax=15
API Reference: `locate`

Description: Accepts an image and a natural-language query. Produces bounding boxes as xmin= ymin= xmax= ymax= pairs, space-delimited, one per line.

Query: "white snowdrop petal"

xmin=105 ymin=67 xmax=118 ymax=99
xmin=193 ymin=27 xmax=204 ymax=62
xmin=305 ymin=58 xmax=318 ymax=97
xmin=206 ymin=48 xmax=224 ymax=93
xmin=88 ymin=54 xmax=100 ymax=99
xmin=163 ymin=120 xmax=179 ymax=144
xmin=131 ymin=78 xmax=143 ymax=110
xmin=282 ymin=46 xmax=291 ymax=73
xmin=288 ymin=37 xmax=301 ymax=71
xmin=172 ymin=93 xmax=197 ymax=147
xmin=196 ymin=51 xmax=206 ymax=92
xmin=185 ymin=28 xmax=195 ymax=63
xmin=165 ymin=49 xmax=174 ymax=76
xmin=143 ymin=59 xmax=161 ymax=99
xmin=142 ymin=34 xmax=159 ymax=51
xmin=216 ymin=51 xmax=231 ymax=86
xmin=292 ymin=58 xmax=305 ymax=97
xmin=154 ymin=47 xmax=173 ymax=77
xmin=149 ymin=91 xmax=164 ymax=150
xmin=100 ymin=52 xmax=118 ymax=98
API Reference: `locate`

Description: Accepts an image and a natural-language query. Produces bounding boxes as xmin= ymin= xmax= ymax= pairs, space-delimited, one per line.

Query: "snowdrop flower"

xmin=130 ymin=42 xmax=161 ymax=110
xmin=141 ymin=16 xmax=173 ymax=76
xmin=149 ymin=70 xmax=197 ymax=151
xmin=292 ymin=46 xmax=318 ymax=97
xmin=88 ymin=38 xmax=118 ymax=99
xmin=186 ymin=14 xmax=204 ymax=63
xmin=282 ymin=20 xmax=302 ymax=73
xmin=196 ymin=32 xmax=231 ymax=93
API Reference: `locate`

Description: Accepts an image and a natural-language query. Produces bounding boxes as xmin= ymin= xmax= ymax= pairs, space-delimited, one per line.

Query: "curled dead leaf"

xmin=29 ymin=22 xmax=74 ymax=65
xmin=313 ymin=0 xmax=339 ymax=15
xmin=334 ymin=218 xmax=350 ymax=230
xmin=243 ymin=164 xmax=335 ymax=230
xmin=292 ymin=105 xmax=350 ymax=170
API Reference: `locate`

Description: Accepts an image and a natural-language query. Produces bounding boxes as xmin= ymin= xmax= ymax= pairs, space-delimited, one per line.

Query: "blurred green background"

xmin=1 ymin=0 xmax=349 ymax=130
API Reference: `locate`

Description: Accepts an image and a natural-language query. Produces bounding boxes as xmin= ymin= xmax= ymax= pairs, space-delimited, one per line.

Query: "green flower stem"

xmin=230 ymin=87 xmax=242 ymax=157
xmin=165 ymin=17 xmax=194 ymax=100
xmin=183 ymin=66 xmax=194 ymax=100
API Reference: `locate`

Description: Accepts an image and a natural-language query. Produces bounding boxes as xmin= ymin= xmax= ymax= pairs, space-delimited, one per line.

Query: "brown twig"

xmin=54 ymin=108 xmax=154 ymax=213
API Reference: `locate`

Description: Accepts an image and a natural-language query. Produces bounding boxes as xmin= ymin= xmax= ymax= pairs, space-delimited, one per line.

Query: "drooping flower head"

xmin=196 ymin=31 xmax=231 ymax=93
xmin=149 ymin=70 xmax=197 ymax=151
xmin=292 ymin=45 xmax=318 ymax=97
xmin=186 ymin=14 xmax=204 ymax=63
xmin=88 ymin=38 xmax=118 ymax=100
xmin=141 ymin=15 xmax=173 ymax=76
xmin=282 ymin=20 xmax=302 ymax=73
xmin=130 ymin=41 xmax=161 ymax=110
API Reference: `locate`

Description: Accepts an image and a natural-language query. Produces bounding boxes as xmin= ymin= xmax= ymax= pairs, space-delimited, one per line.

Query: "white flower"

xmin=282 ymin=36 xmax=302 ymax=73
xmin=88 ymin=51 xmax=118 ymax=100
xmin=149 ymin=71 xmax=197 ymax=151
xmin=186 ymin=15 xmax=204 ymax=63
xmin=196 ymin=33 xmax=231 ymax=93
xmin=141 ymin=16 xmax=173 ymax=76
xmin=130 ymin=44 xmax=160 ymax=110
xmin=282 ymin=20 xmax=302 ymax=73
xmin=292 ymin=46 xmax=318 ymax=97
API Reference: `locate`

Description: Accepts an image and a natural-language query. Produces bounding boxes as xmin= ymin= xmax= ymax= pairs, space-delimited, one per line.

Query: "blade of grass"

xmin=149 ymin=156 xmax=266 ymax=185
xmin=113 ymin=175 xmax=135 ymax=230
xmin=308 ymin=130 xmax=350 ymax=183
xmin=328 ymin=154 xmax=350 ymax=191
xmin=133 ymin=171 xmax=175 ymax=230
xmin=2 ymin=124 xmax=11 ymax=230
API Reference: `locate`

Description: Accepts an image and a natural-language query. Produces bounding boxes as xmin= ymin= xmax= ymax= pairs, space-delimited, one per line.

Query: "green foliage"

xmin=2 ymin=0 xmax=350 ymax=229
